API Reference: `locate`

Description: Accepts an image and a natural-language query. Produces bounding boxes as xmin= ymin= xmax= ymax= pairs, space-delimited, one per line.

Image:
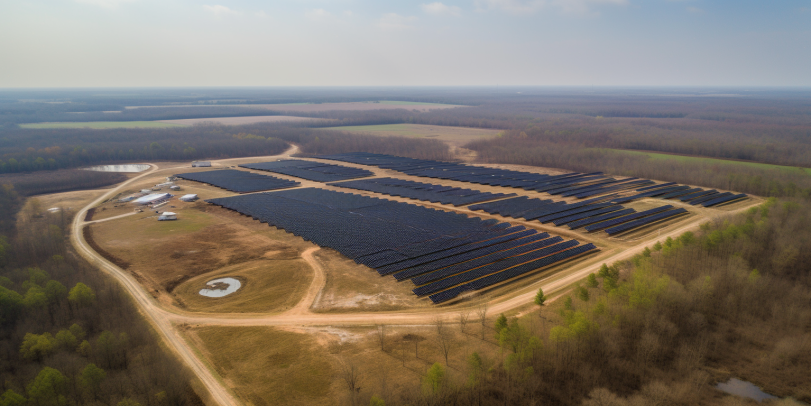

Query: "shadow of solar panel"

xmin=175 ymin=169 xmax=300 ymax=193
xmin=585 ymin=205 xmax=674 ymax=232
xmin=605 ymin=208 xmax=688 ymax=235
xmin=567 ymin=208 xmax=636 ymax=229
xmin=414 ymin=239 xmax=579 ymax=296
xmin=679 ymin=189 xmax=715 ymax=201
xmin=701 ymin=193 xmax=747 ymax=207
xmin=690 ymin=192 xmax=730 ymax=205
xmin=428 ymin=243 xmax=598 ymax=303
xmin=552 ymin=205 xmax=624 ymax=226
xmin=410 ymin=235 xmax=564 ymax=286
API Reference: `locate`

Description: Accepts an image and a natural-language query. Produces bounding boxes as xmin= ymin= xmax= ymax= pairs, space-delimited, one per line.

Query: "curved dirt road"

xmin=69 ymin=145 xmax=762 ymax=405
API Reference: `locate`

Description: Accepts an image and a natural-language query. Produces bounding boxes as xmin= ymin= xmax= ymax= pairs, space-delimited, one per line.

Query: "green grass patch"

xmin=606 ymin=149 xmax=811 ymax=176
xmin=20 ymin=121 xmax=186 ymax=129
xmin=375 ymin=100 xmax=460 ymax=106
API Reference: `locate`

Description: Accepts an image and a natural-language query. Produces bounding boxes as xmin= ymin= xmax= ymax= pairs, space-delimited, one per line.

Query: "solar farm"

xmin=160 ymin=153 xmax=749 ymax=305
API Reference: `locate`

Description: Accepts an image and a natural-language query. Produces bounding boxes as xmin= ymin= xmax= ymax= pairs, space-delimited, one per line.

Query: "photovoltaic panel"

xmin=175 ymin=169 xmax=300 ymax=193
xmin=604 ymin=208 xmax=688 ymax=235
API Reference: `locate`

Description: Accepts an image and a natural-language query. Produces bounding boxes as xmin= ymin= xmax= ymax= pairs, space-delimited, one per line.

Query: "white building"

xmin=180 ymin=194 xmax=198 ymax=202
xmin=192 ymin=161 xmax=211 ymax=167
xmin=133 ymin=193 xmax=172 ymax=205
xmin=158 ymin=212 xmax=177 ymax=221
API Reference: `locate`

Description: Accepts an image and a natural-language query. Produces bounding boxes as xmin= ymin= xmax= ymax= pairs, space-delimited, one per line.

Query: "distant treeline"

xmin=0 ymin=126 xmax=290 ymax=173
xmin=0 ymin=105 xmax=282 ymax=125
xmin=467 ymin=136 xmax=811 ymax=199
xmin=0 ymin=169 xmax=127 ymax=196
xmin=0 ymin=187 xmax=201 ymax=406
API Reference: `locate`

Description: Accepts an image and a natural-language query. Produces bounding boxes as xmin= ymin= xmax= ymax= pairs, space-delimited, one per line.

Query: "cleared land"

xmin=608 ymin=148 xmax=811 ymax=176
xmin=321 ymin=123 xmax=502 ymax=147
xmin=158 ymin=115 xmax=329 ymax=126
xmin=20 ymin=121 xmax=185 ymax=129
xmin=183 ymin=326 xmax=334 ymax=406
xmin=126 ymin=101 xmax=464 ymax=112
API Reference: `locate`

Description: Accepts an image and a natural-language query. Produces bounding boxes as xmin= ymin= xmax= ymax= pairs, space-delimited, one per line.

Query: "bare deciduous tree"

xmin=476 ymin=303 xmax=489 ymax=340
xmin=376 ymin=324 xmax=387 ymax=352
xmin=434 ymin=317 xmax=452 ymax=366
xmin=458 ymin=311 xmax=470 ymax=334
xmin=338 ymin=358 xmax=363 ymax=405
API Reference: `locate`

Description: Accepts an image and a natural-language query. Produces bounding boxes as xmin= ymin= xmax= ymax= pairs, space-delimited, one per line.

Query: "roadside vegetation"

xmin=329 ymin=199 xmax=810 ymax=405
xmin=0 ymin=184 xmax=202 ymax=405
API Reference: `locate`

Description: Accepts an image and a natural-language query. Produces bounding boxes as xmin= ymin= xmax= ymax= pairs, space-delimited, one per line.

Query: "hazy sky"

xmin=1 ymin=0 xmax=809 ymax=87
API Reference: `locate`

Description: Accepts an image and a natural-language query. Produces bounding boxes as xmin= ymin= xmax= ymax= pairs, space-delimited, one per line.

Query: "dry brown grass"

xmin=185 ymin=326 xmax=335 ymax=406
xmin=174 ymin=258 xmax=312 ymax=313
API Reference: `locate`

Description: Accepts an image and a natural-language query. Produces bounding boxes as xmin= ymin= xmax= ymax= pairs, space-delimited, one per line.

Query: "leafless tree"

xmin=434 ymin=317 xmax=452 ymax=366
xmin=338 ymin=358 xmax=363 ymax=405
xmin=476 ymin=302 xmax=489 ymax=340
xmin=376 ymin=324 xmax=387 ymax=352
xmin=458 ymin=311 xmax=470 ymax=334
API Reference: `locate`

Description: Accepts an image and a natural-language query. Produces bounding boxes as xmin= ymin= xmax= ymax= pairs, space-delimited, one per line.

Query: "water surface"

xmin=716 ymin=378 xmax=777 ymax=402
xmin=84 ymin=164 xmax=150 ymax=173
xmin=198 ymin=277 xmax=241 ymax=298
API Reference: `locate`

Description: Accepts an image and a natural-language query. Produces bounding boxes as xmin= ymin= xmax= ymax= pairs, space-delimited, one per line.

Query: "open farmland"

xmin=321 ymin=123 xmax=501 ymax=147
xmin=607 ymin=148 xmax=811 ymax=176
xmin=19 ymin=120 xmax=186 ymax=129
xmin=158 ymin=115 xmax=329 ymax=126
xmin=126 ymin=101 xmax=463 ymax=112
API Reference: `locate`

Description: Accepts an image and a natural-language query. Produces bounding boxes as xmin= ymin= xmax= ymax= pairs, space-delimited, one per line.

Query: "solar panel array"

xmin=206 ymin=188 xmax=598 ymax=304
xmin=614 ymin=183 xmax=747 ymax=206
xmin=329 ymin=177 xmax=516 ymax=206
xmin=175 ymin=169 xmax=300 ymax=193
xmin=317 ymin=153 xmax=748 ymax=207
xmin=240 ymin=159 xmax=374 ymax=182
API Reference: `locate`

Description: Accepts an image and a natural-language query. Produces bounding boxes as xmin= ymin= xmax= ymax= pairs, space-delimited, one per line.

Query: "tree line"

xmin=346 ymin=199 xmax=811 ymax=406
xmin=0 ymin=185 xmax=202 ymax=406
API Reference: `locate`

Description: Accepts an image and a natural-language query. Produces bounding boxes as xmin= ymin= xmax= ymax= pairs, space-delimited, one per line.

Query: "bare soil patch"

xmin=311 ymin=249 xmax=431 ymax=312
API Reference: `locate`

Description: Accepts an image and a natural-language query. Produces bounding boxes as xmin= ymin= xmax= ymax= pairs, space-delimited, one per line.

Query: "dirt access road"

xmin=70 ymin=145 xmax=761 ymax=405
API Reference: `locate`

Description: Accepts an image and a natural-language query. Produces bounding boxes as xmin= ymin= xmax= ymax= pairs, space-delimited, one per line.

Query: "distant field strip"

xmin=126 ymin=101 xmax=463 ymax=112
xmin=20 ymin=121 xmax=185 ymax=129
xmin=608 ymin=149 xmax=811 ymax=176
xmin=158 ymin=115 xmax=327 ymax=126
xmin=320 ymin=124 xmax=501 ymax=146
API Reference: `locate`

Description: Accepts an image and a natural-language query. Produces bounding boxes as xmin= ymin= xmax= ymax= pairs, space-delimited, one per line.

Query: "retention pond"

xmin=198 ymin=277 xmax=242 ymax=298
xmin=84 ymin=164 xmax=150 ymax=173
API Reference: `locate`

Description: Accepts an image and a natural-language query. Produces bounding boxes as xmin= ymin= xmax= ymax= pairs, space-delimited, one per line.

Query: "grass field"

xmin=174 ymin=258 xmax=312 ymax=313
xmin=187 ymin=327 xmax=334 ymax=406
xmin=20 ymin=121 xmax=185 ymax=129
xmin=610 ymin=149 xmax=811 ymax=175
xmin=321 ymin=123 xmax=501 ymax=147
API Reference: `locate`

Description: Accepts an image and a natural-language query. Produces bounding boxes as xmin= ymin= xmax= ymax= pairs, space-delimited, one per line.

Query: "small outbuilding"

xmin=158 ymin=212 xmax=177 ymax=221
xmin=192 ymin=161 xmax=211 ymax=167
xmin=133 ymin=193 xmax=172 ymax=205
xmin=170 ymin=185 xmax=181 ymax=191
xmin=180 ymin=194 xmax=198 ymax=202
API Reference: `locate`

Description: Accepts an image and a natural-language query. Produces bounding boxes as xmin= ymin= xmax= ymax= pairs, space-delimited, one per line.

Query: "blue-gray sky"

xmin=1 ymin=0 xmax=809 ymax=87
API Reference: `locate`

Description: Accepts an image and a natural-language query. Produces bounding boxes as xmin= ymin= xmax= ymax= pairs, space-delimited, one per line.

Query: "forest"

xmin=383 ymin=199 xmax=811 ymax=405
xmin=0 ymin=184 xmax=202 ymax=406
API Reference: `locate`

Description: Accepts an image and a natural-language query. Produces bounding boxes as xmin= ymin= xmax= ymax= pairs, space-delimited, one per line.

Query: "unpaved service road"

xmin=70 ymin=145 xmax=762 ymax=406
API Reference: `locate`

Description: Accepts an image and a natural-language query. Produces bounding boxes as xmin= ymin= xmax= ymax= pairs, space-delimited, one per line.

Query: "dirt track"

xmin=69 ymin=144 xmax=762 ymax=405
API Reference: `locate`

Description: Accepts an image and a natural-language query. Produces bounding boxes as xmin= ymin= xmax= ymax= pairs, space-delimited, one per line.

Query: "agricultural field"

xmin=609 ymin=149 xmax=811 ymax=176
xmin=158 ymin=115 xmax=329 ymax=126
xmin=127 ymin=101 xmax=463 ymax=112
xmin=19 ymin=120 xmax=185 ymax=129
xmin=322 ymin=123 xmax=501 ymax=147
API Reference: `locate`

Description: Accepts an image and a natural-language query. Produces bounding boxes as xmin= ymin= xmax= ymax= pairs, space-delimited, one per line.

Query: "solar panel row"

xmin=329 ymin=177 xmax=516 ymax=206
xmin=240 ymin=159 xmax=373 ymax=182
xmin=604 ymin=208 xmax=688 ymax=235
xmin=205 ymin=188 xmax=598 ymax=303
xmin=585 ymin=205 xmax=674 ymax=232
xmin=428 ymin=243 xmax=598 ymax=304
xmin=175 ymin=169 xmax=300 ymax=193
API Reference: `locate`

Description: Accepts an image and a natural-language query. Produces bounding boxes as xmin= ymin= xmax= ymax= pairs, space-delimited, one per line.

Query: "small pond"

xmin=198 ymin=277 xmax=241 ymax=298
xmin=716 ymin=378 xmax=778 ymax=402
xmin=84 ymin=164 xmax=150 ymax=173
